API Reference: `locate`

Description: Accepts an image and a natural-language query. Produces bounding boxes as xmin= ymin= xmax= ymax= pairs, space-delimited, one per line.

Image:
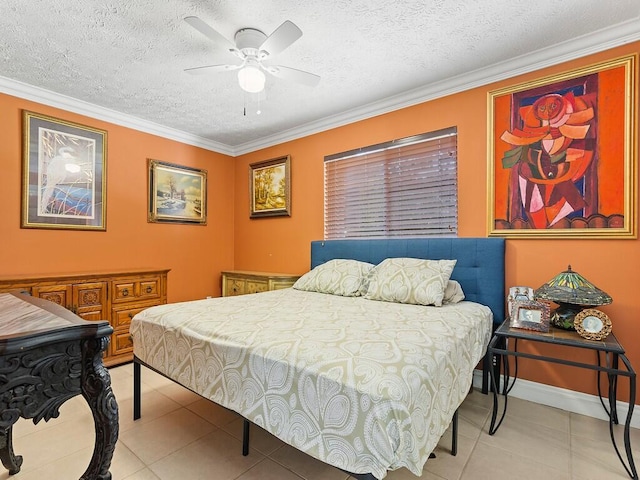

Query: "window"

xmin=324 ymin=127 xmax=457 ymax=239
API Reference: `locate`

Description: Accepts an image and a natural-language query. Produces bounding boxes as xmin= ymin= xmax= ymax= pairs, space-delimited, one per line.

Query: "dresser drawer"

xmin=139 ymin=279 xmax=160 ymax=299
xmin=112 ymin=330 xmax=134 ymax=356
xmin=112 ymin=305 xmax=151 ymax=328
xmin=246 ymin=280 xmax=268 ymax=294
xmin=112 ymin=276 xmax=162 ymax=303
xmin=224 ymin=278 xmax=245 ymax=296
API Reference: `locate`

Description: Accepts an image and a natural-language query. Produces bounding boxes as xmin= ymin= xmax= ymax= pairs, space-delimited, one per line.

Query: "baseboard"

xmin=472 ymin=370 xmax=639 ymax=429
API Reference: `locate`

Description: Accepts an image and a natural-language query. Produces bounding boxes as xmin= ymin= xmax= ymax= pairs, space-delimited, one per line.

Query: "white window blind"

xmin=324 ymin=127 xmax=457 ymax=239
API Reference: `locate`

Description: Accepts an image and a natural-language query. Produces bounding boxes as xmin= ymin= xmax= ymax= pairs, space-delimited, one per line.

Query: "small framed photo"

xmin=249 ymin=155 xmax=291 ymax=218
xmin=507 ymin=286 xmax=534 ymax=318
xmin=574 ymin=308 xmax=612 ymax=341
xmin=510 ymin=300 xmax=551 ymax=332
xmin=148 ymin=159 xmax=207 ymax=224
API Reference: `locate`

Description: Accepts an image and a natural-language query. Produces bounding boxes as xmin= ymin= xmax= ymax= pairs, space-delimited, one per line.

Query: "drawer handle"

xmin=146 ymin=286 xmax=153 ymax=293
xmin=128 ymin=313 xmax=134 ymax=318
xmin=122 ymin=288 xmax=129 ymax=297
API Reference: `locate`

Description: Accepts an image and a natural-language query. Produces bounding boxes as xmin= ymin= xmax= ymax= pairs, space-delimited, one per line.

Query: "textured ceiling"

xmin=1 ymin=1 xmax=639 ymax=155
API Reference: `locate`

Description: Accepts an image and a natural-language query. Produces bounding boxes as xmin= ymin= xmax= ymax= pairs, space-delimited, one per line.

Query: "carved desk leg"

xmin=80 ymin=337 xmax=119 ymax=480
xmin=0 ymin=426 xmax=22 ymax=475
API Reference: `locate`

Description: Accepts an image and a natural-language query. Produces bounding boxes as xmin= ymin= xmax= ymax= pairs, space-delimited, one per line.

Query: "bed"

xmin=130 ymin=237 xmax=505 ymax=479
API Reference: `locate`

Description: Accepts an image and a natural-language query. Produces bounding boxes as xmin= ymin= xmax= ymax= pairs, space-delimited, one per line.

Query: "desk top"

xmin=0 ymin=293 xmax=112 ymax=352
xmin=495 ymin=319 xmax=624 ymax=354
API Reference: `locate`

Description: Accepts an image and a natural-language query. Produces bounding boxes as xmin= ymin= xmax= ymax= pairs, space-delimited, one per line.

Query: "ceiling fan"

xmin=184 ymin=16 xmax=321 ymax=93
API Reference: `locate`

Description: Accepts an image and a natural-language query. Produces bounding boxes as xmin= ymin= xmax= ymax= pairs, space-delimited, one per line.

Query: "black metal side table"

xmin=0 ymin=292 xmax=119 ymax=479
xmin=487 ymin=320 xmax=637 ymax=480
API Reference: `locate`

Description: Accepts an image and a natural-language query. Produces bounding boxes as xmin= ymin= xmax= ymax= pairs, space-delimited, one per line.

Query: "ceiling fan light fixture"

xmin=237 ymin=65 xmax=266 ymax=93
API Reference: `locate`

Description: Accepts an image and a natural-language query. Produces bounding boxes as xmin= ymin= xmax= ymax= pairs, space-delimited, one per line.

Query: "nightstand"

xmin=221 ymin=270 xmax=300 ymax=297
xmin=487 ymin=320 xmax=637 ymax=479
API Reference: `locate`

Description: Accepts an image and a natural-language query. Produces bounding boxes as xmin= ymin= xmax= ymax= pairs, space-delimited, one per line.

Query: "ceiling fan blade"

xmin=184 ymin=64 xmax=242 ymax=75
xmin=265 ymin=65 xmax=320 ymax=87
xmin=259 ymin=20 xmax=302 ymax=57
xmin=184 ymin=16 xmax=235 ymax=50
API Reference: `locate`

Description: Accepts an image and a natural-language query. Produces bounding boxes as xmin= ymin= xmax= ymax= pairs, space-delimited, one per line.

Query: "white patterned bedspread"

xmin=130 ymin=288 xmax=493 ymax=479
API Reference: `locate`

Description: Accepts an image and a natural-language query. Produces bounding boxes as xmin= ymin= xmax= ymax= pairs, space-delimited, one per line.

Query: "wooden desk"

xmin=488 ymin=320 xmax=636 ymax=479
xmin=0 ymin=292 xmax=118 ymax=479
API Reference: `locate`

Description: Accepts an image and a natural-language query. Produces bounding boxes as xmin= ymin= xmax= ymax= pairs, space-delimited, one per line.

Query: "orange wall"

xmin=0 ymin=41 xmax=637 ymax=402
xmin=234 ymin=43 xmax=640 ymax=400
xmin=0 ymin=94 xmax=235 ymax=302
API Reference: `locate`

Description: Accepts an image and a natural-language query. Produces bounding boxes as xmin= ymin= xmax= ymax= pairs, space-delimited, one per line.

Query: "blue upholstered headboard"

xmin=310 ymin=238 xmax=506 ymax=324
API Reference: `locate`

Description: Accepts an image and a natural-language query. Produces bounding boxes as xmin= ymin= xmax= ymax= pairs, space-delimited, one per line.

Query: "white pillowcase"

xmin=292 ymin=259 xmax=375 ymax=297
xmin=443 ymin=280 xmax=465 ymax=304
xmin=364 ymin=257 xmax=457 ymax=306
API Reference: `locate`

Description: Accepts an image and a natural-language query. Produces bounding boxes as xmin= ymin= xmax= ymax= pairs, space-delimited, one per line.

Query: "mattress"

xmin=130 ymin=288 xmax=493 ymax=478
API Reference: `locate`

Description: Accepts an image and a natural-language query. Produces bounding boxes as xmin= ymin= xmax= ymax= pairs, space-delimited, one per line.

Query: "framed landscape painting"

xmin=148 ymin=159 xmax=207 ymax=225
xmin=22 ymin=111 xmax=107 ymax=230
xmin=249 ymin=155 xmax=291 ymax=218
xmin=488 ymin=54 xmax=637 ymax=238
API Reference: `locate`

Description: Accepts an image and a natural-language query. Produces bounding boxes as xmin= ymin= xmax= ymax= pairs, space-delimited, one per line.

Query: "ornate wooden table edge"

xmin=0 ymin=292 xmax=119 ymax=479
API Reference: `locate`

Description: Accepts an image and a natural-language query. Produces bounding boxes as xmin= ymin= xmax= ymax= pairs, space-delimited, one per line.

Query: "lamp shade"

xmin=534 ymin=265 xmax=612 ymax=330
xmin=237 ymin=66 xmax=266 ymax=93
xmin=534 ymin=265 xmax=612 ymax=306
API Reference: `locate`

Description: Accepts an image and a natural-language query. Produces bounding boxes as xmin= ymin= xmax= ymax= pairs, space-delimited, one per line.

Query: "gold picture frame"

xmin=148 ymin=159 xmax=207 ymax=225
xmin=21 ymin=111 xmax=107 ymax=230
xmin=488 ymin=54 xmax=637 ymax=238
xmin=510 ymin=300 xmax=551 ymax=332
xmin=574 ymin=308 xmax=612 ymax=341
xmin=249 ymin=155 xmax=291 ymax=218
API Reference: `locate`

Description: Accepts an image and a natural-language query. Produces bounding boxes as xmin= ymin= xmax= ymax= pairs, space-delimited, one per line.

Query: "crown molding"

xmin=2 ymin=17 xmax=639 ymax=158
xmin=0 ymin=76 xmax=235 ymax=156
xmin=233 ymin=17 xmax=640 ymax=155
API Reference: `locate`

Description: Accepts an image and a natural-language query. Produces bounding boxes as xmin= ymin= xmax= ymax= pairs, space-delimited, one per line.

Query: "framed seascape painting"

xmin=488 ymin=54 xmax=637 ymax=238
xmin=148 ymin=160 xmax=207 ymax=225
xmin=22 ymin=111 xmax=107 ymax=230
xmin=249 ymin=155 xmax=291 ymax=218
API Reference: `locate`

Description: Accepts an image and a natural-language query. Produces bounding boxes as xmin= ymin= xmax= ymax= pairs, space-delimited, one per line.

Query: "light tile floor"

xmin=3 ymin=363 xmax=638 ymax=480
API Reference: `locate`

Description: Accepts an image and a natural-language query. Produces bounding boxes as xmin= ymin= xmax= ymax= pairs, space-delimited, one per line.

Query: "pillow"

xmin=292 ymin=259 xmax=375 ymax=296
xmin=443 ymin=280 xmax=465 ymax=304
xmin=364 ymin=258 xmax=457 ymax=306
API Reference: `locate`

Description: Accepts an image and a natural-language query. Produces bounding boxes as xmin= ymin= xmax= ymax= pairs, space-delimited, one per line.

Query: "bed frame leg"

xmin=242 ymin=419 xmax=250 ymax=456
xmin=133 ymin=358 xmax=141 ymax=420
xmin=451 ymin=409 xmax=458 ymax=456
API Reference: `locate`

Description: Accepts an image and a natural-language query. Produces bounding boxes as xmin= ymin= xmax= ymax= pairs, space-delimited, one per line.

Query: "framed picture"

xmin=574 ymin=308 xmax=612 ymax=341
xmin=507 ymin=286 xmax=534 ymax=318
xmin=510 ymin=300 xmax=551 ymax=332
xmin=249 ymin=155 xmax=291 ymax=218
xmin=22 ymin=111 xmax=107 ymax=230
xmin=488 ymin=54 xmax=637 ymax=238
xmin=148 ymin=159 xmax=207 ymax=225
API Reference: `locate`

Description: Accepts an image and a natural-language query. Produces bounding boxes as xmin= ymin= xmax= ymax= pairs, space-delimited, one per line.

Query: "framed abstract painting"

xmin=488 ymin=54 xmax=637 ymax=238
xmin=22 ymin=111 xmax=107 ymax=230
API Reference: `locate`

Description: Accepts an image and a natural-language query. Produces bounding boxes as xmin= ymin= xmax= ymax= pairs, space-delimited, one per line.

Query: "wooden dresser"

xmin=0 ymin=269 xmax=169 ymax=367
xmin=221 ymin=270 xmax=300 ymax=297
